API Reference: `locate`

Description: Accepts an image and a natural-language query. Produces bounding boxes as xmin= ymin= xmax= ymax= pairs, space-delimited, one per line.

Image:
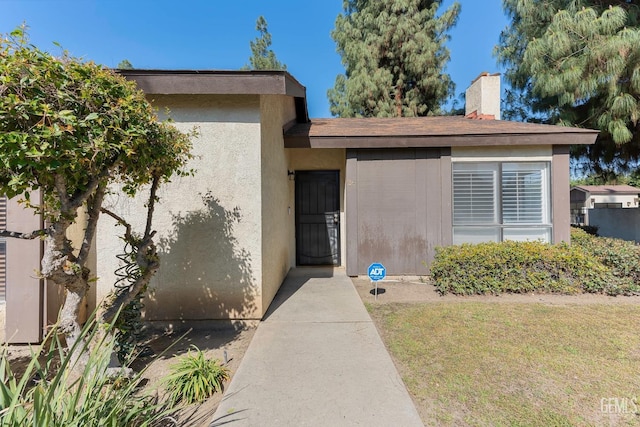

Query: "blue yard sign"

xmin=368 ymin=262 xmax=386 ymax=282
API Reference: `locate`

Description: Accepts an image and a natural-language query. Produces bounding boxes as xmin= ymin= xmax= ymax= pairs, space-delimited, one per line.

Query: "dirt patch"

xmin=352 ymin=276 xmax=640 ymax=306
xmin=3 ymin=321 xmax=256 ymax=427
xmin=133 ymin=322 xmax=256 ymax=426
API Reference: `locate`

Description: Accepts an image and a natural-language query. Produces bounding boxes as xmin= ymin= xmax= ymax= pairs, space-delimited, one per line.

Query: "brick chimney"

xmin=465 ymin=72 xmax=501 ymax=120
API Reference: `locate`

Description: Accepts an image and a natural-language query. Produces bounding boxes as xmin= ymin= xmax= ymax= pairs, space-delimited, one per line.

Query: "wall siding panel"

xmin=346 ymin=148 xmax=448 ymax=275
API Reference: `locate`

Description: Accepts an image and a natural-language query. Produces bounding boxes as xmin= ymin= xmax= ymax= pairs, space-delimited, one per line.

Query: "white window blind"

xmin=502 ymin=163 xmax=546 ymax=224
xmin=453 ymin=162 xmax=550 ymax=244
xmin=452 ymin=164 xmax=497 ymax=224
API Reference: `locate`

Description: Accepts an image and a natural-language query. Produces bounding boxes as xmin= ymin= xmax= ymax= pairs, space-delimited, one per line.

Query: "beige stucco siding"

xmin=259 ymin=95 xmax=297 ymax=314
xmin=96 ymin=95 xmax=263 ymax=321
xmin=452 ymin=145 xmax=552 ymax=161
xmin=287 ymin=149 xmax=347 ymax=267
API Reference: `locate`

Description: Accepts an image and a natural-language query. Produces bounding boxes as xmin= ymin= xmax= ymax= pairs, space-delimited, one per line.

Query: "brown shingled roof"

xmin=284 ymin=117 xmax=598 ymax=148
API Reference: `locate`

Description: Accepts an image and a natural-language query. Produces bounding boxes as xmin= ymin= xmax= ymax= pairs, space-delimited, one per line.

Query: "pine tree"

xmin=496 ymin=1 xmax=640 ymax=175
xmin=328 ymin=0 xmax=460 ymax=118
xmin=244 ymin=16 xmax=286 ymax=71
xmin=117 ymin=59 xmax=133 ymax=69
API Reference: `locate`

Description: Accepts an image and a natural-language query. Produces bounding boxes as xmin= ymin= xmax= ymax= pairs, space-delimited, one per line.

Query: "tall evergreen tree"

xmin=328 ymin=0 xmax=460 ymax=118
xmin=244 ymin=16 xmax=286 ymax=70
xmin=117 ymin=59 xmax=133 ymax=69
xmin=496 ymin=1 xmax=640 ymax=175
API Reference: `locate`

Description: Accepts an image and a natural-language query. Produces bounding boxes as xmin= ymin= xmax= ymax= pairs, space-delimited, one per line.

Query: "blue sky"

xmin=1 ymin=1 xmax=508 ymax=118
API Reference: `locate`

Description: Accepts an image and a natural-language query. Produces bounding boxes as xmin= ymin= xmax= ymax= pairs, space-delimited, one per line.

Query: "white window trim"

xmin=452 ymin=161 xmax=552 ymax=244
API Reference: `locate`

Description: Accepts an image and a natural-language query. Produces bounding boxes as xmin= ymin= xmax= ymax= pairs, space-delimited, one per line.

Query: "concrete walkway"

xmin=210 ymin=267 xmax=423 ymax=426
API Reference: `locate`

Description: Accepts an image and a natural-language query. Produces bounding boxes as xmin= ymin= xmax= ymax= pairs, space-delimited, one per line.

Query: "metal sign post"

xmin=367 ymin=262 xmax=386 ymax=300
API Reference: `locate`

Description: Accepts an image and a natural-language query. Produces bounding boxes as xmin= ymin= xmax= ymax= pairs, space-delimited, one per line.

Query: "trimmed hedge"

xmin=430 ymin=228 xmax=640 ymax=296
xmin=571 ymin=228 xmax=640 ymax=294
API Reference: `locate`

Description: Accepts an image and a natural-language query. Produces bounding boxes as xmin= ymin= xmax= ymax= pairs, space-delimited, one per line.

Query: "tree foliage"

xmin=117 ymin=59 xmax=133 ymax=69
xmin=0 ymin=27 xmax=193 ymax=348
xmin=243 ymin=16 xmax=286 ymax=71
xmin=497 ymin=1 xmax=640 ymax=175
xmin=328 ymin=0 xmax=460 ymax=118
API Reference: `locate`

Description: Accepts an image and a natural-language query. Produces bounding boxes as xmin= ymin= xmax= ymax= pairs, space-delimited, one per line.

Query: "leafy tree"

xmin=243 ymin=16 xmax=286 ymax=70
xmin=117 ymin=59 xmax=133 ymax=69
xmin=328 ymin=0 xmax=460 ymax=118
xmin=496 ymin=1 xmax=640 ymax=176
xmin=0 ymin=28 xmax=193 ymax=351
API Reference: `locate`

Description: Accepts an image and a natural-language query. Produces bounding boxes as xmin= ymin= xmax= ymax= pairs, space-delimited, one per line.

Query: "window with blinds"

xmin=502 ymin=164 xmax=546 ymax=224
xmin=452 ymin=167 xmax=497 ymax=224
xmin=0 ymin=196 xmax=6 ymax=301
xmin=453 ymin=162 xmax=550 ymax=244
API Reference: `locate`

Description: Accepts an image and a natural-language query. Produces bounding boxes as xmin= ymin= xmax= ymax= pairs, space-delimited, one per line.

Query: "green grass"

xmin=368 ymin=302 xmax=640 ymax=426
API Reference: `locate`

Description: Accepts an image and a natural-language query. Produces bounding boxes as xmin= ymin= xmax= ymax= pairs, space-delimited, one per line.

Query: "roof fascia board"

xmin=119 ymin=70 xmax=306 ymax=97
xmin=284 ymin=133 xmax=597 ymax=149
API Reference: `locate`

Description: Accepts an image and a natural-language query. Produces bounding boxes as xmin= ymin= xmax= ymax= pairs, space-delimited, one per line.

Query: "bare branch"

xmin=77 ymin=183 xmax=106 ymax=266
xmin=68 ymin=169 xmax=112 ymax=210
xmin=0 ymin=229 xmax=49 ymax=239
xmin=144 ymin=175 xmax=160 ymax=239
xmin=100 ymin=207 xmax=133 ymax=241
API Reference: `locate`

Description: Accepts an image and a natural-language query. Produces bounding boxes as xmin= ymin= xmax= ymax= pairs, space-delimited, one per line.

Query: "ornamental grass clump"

xmin=163 ymin=346 xmax=229 ymax=406
xmin=0 ymin=318 xmax=172 ymax=427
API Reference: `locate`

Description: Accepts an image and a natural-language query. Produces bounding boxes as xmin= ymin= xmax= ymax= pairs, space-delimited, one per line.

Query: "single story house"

xmin=3 ymin=71 xmax=598 ymax=343
xmin=570 ymin=184 xmax=640 ymax=225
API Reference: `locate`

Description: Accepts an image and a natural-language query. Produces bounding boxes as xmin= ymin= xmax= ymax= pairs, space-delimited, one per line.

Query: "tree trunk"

xmin=57 ymin=275 xmax=87 ymax=349
xmin=396 ymin=84 xmax=403 ymax=117
xmin=41 ymin=223 xmax=89 ymax=361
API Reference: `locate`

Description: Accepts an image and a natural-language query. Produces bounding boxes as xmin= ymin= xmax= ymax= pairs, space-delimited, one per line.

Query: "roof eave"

xmin=284 ymin=133 xmax=598 ymax=149
xmin=117 ymin=69 xmax=307 ymax=98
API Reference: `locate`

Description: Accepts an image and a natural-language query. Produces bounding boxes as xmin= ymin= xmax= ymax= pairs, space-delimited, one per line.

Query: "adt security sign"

xmin=368 ymin=263 xmax=386 ymax=282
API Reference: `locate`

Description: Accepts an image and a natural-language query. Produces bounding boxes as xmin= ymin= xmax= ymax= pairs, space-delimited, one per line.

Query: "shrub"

xmin=570 ymin=228 xmax=640 ymax=295
xmin=431 ymin=231 xmax=640 ymax=296
xmin=163 ymin=346 xmax=229 ymax=406
xmin=571 ymin=224 xmax=599 ymax=236
xmin=430 ymin=239 xmax=612 ymax=295
xmin=0 ymin=318 xmax=172 ymax=427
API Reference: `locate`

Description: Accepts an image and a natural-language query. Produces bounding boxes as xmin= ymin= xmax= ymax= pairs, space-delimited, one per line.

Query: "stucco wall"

xmin=287 ymin=149 xmax=347 ymax=268
xmin=591 ymin=195 xmax=637 ymax=207
xmin=465 ymin=74 xmax=501 ymax=120
xmin=589 ymin=208 xmax=640 ymax=243
xmin=259 ymin=95 xmax=297 ymax=314
xmin=96 ymin=95 xmax=263 ymax=321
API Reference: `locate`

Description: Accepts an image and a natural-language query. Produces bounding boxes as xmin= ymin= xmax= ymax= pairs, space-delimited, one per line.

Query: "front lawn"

xmin=368 ymin=302 xmax=640 ymax=426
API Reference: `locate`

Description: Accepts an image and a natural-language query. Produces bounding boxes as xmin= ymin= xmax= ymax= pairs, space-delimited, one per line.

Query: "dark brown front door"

xmin=295 ymin=171 xmax=340 ymax=265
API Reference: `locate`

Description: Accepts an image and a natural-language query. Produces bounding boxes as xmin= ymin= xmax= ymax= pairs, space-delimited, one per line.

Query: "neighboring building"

xmin=3 ymin=71 xmax=598 ymax=342
xmin=570 ymin=185 xmax=640 ymax=225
